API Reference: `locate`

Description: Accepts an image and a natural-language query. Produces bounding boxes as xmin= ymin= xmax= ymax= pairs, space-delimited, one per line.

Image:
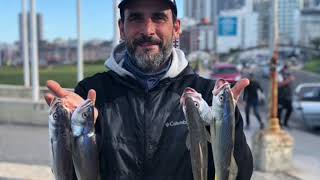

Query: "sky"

xmin=0 ymin=0 xmax=184 ymax=44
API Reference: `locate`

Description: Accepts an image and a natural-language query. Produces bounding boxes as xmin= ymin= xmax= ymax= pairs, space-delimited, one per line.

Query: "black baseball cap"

xmin=118 ymin=0 xmax=177 ymax=17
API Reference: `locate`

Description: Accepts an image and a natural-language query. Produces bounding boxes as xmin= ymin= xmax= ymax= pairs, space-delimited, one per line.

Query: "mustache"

xmin=133 ymin=36 xmax=162 ymax=47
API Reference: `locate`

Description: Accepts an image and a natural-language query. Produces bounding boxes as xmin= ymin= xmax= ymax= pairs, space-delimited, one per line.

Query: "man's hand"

xmin=44 ymin=80 xmax=98 ymax=122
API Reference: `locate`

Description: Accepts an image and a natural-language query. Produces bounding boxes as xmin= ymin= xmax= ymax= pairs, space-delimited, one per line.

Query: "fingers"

xmin=44 ymin=93 xmax=55 ymax=106
xmin=87 ymin=89 xmax=97 ymax=105
xmin=232 ymin=78 xmax=250 ymax=101
xmin=46 ymin=80 xmax=68 ymax=97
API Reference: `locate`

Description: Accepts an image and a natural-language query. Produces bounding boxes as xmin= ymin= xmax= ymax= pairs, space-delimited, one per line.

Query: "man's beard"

xmin=126 ymin=35 xmax=173 ymax=73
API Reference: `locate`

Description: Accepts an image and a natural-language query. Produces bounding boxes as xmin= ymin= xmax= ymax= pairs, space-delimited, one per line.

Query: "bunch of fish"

xmin=48 ymin=98 xmax=99 ymax=180
xmin=180 ymin=79 xmax=242 ymax=180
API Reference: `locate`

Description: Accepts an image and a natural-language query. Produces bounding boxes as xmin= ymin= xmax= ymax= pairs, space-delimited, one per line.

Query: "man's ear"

xmin=118 ymin=19 xmax=125 ymax=40
xmin=173 ymin=19 xmax=181 ymax=39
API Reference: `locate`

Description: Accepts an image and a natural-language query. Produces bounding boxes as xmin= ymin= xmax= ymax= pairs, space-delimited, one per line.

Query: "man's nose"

xmin=141 ymin=18 xmax=156 ymax=36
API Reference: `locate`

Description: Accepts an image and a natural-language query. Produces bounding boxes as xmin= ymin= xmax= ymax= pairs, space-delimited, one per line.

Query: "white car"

xmin=293 ymin=83 xmax=320 ymax=129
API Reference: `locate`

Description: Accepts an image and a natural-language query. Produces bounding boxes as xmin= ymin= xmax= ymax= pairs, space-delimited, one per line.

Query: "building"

xmin=19 ymin=13 xmax=43 ymax=44
xmin=180 ymin=19 xmax=215 ymax=54
xmin=216 ymin=0 xmax=258 ymax=53
xmin=278 ymin=0 xmax=300 ymax=44
xmin=254 ymin=0 xmax=301 ymax=45
xmin=184 ymin=0 xmax=245 ymax=23
xmin=300 ymin=9 xmax=320 ymax=47
xmin=184 ymin=0 xmax=213 ymax=22
xmin=18 ymin=12 xmax=44 ymax=64
xmin=304 ymin=0 xmax=320 ymax=8
xmin=253 ymin=0 xmax=272 ymax=45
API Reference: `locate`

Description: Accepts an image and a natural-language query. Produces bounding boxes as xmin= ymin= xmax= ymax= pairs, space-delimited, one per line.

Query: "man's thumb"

xmin=87 ymin=89 xmax=97 ymax=105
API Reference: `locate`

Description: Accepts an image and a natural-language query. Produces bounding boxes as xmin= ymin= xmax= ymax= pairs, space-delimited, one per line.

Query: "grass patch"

xmin=303 ymin=58 xmax=320 ymax=74
xmin=0 ymin=64 xmax=107 ymax=88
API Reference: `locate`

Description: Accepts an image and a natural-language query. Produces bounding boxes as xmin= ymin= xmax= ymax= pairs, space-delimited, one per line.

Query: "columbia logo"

xmin=165 ymin=120 xmax=187 ymax=127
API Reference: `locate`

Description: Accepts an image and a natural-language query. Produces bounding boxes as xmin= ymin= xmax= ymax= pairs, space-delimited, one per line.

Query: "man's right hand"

xmin=44 ymin=80 xmax=98 ymax=122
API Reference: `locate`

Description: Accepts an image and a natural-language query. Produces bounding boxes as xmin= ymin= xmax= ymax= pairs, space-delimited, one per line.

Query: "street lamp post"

xmin=77 ymin=0 xmax=83 ymax=82
xmin=268 ymin=0 xmax=281 ymax=132
xmin=22 ymin=0 xmax=30 ymax=87
xmin=30 ymin=0 xmax=39 ymax=102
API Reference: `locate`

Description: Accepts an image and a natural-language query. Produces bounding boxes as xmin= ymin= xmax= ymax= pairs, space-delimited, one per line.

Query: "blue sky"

xmin=0 ymin=0 xmax=184 ymax=44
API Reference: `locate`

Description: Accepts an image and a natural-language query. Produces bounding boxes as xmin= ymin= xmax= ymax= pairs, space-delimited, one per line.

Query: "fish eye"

xmin=219 ymin=95 xmax=224 ymax=102
xmin=82 ymin=112 xmax=88 ymax=119
xmin=53 ymin=112 xmax=58 ymax=120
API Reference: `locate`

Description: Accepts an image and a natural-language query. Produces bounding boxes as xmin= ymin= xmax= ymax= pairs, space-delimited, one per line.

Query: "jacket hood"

xmin=104 ymin=42 xmax=188 ymax=79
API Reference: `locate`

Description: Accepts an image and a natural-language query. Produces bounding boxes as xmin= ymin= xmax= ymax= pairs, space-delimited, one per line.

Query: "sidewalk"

xmin=241 ymin=107 xmax=320 ymax=180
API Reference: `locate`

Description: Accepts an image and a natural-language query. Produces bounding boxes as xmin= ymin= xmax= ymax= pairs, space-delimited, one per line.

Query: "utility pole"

xmin=252 ymin=0 xmax=294 ymax=172
xmin=22 ymin=0 xmax=30 ymax=87
xmin=268 ymin=0 xmax=281 ymax=132
xmin=30 ymin=0 xmax=39 ymax=101
xmin=77 ymin=0 xmax=84 ymax=82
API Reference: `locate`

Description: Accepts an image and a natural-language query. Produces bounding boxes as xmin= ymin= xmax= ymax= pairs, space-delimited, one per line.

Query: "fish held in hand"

xmin=180 ymin=87 xmax=211 ymax=180
xmin=208 ymin=79 xmax=239 ymax=180
xmin=48 ymin=98 xmax=76 ymax=180
xmin=71 ymin=99 xmax=100 ymax=180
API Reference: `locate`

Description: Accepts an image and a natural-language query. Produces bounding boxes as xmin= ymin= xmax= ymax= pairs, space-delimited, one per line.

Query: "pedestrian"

xmin=278 ymin=64 xmax=295 ymax=128
xmin=243 ymin=73 xmax=265 ymax=130
xmin=44 ymin=0 xmax=253 ymax=179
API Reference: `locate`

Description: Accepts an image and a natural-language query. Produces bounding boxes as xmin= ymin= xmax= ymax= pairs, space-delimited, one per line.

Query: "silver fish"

xmin=71 ymin=99 xmax=99 ymax=180
xmin=181 ymin=87 xmax=211 ymax=180
xmin=204 ymin=79 xmax=238 ymax=180
xmin=48 ymin=98 xmax=75 ymax=180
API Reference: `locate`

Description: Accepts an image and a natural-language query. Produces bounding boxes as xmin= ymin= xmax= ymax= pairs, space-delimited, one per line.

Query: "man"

xmin=278 ymin=65 xmax=295 ymax=128
xmin=243 ymin=73 xmax=264 ymax=130
xmin=45 ymin=0 xmax=253 ymax=179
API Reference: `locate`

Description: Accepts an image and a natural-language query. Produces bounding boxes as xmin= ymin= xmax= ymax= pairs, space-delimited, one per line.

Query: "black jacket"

xmin=74 ymin=66 xmax=253 ymax=180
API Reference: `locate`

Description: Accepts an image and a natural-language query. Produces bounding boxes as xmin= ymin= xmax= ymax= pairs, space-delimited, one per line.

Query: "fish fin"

xmin=204 ymin=128 xmax=211 ymax=143
xmin=228 ymin=154 xmax=238 ymax=180
xmin=186 ymin=133 xmax=191 ymax=150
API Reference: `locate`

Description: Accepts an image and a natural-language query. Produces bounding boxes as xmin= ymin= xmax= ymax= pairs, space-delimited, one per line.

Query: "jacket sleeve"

xmin=234 ymin=106 xmax=253 ymax=180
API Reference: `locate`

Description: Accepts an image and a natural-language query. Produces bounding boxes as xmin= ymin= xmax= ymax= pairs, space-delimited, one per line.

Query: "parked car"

xmin=210 ymin=63 xmax=241 ymax=83
xmin=292 ymin=83 xmax=320 ymax=129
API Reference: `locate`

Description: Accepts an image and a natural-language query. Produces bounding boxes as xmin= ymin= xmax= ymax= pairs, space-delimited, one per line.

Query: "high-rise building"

xmin=184 ymin=0 xmax=245 ymax=23
xmin=18 ymin=12 xmax=43 ymax=63
xmin=254 ymin=0 xmax=300 ymax=45
xmin=304 ymin=0 xmax=320 ymax=8
xmin=19 ymin=13 xmax=43 ymax=44
xmin=300 ymin=9 xmax=320 ymax=47
xmin=278 ymin=0 xmax=300 ymax=44
xmin=184 ymin=0 xmax=213 ymax=22
xmin=253 ymin=0 xmax=271 ymax=45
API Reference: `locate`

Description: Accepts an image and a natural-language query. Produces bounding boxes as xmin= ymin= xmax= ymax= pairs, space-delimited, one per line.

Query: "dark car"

xmin=210 ymin=63 xmax=241 ymax=83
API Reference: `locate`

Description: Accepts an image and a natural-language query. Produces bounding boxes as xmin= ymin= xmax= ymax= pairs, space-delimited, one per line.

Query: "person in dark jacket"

xmin=278 ymin=65 xmax=295 ymax=128
xmin=44 ymin=0 xmax=253 ymax=179
xmin=243 ymin=73 xmax=265 ymax=130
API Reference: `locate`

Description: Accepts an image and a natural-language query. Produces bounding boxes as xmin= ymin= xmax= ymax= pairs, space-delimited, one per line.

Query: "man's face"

xmin=119 ymin=0 xmax=181 ymax=73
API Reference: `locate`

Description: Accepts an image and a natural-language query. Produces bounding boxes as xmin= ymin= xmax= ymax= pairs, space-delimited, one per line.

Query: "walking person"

xmin=243 ymin=73 xmax=265 ymax=130
xmin=278 ymin=65 xmax=295 ymax=128
xmin=44 ymin=0 xmax=253 ymax=179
